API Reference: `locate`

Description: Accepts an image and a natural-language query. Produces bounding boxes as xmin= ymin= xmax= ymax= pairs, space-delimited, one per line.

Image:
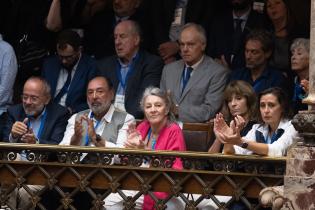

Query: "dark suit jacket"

xmin=207 ymin=8 xmax=266 ymax=69
xmin=97 ymin=50 xmax=164 ymax=119
xmin=83 ymin=8 xmax=148 ymax=59
xmin=3 ymin=102 xmax=70 ymax=144
xmin=42 ymin=54 xmax=98 ymax=113
xmin=147 ymin=0 xmax=214 ymax=53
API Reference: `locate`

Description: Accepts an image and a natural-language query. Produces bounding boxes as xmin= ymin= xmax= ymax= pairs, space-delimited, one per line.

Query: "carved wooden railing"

xmin=0 ymin=143 xmax=285 ymax=210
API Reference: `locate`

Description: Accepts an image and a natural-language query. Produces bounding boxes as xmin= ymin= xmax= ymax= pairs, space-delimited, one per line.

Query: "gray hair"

xmin=26 ymin=76 xmax=51 ymax=97
xmin=140 ymin=87 xmax=176 ymax=122
xmin=291 ymin=38 xmax=310 ymax=53
xmin=180 ymin=22 xmax=207 ymax=45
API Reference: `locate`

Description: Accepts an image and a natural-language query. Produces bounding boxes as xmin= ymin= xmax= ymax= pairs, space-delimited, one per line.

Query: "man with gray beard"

xmin=60 ymin=76 xmax=134 ymax=149
xmin=52 ymin=76 xmax=135 ymax=210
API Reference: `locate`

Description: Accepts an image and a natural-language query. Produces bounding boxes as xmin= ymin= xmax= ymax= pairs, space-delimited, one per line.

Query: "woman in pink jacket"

xmin=125 ymin=87 xmax=186 ymax=210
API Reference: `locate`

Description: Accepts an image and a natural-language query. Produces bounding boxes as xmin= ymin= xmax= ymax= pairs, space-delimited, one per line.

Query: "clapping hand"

xmin=124 ymin=122 xmax=144 ymax=149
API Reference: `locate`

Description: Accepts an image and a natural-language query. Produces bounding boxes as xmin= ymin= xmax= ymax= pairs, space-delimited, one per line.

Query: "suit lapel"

xmin=179 ymin=59 xmax=206 ymax=102
xmin=67 ymin=56 xmax=85 ymax=97
xmin=173 ymin=62 xmax=185 ymax=103
xmin=50 ymin=61 xmax=62 ymax=97
xmin=125 ymin=52 xmax=142 ymax=100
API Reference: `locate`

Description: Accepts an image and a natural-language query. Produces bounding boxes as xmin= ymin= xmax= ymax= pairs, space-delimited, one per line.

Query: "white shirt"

xmin=60 ymin=104 xmax=135 ymax=148
xmin=54 ymin=55 xmax=81 ymax=106
xmin=234 ymin=119 xmax=298 ymax=157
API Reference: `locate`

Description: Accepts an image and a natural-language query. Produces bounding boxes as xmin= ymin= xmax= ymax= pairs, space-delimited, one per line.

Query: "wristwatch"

xmin=240 ymin=141 xmax=248 ymax=149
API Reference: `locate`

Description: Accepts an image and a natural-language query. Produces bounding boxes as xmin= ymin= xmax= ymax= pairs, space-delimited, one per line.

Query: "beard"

xmin=88 ymin=101 xmax=111 ymax=116
xmin=232 ymin=0 xmax=252 ymax=11
xmin=23 ymin=103 xmax=45 ymax=117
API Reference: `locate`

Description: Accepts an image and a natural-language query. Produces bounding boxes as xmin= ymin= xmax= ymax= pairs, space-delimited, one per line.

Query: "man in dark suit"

xmin=42 ymin=29 xmax=97 ymax=114
xmin=97 ymin=20 xmax=163 ymax=119
xmin=84 ymin=0 xmax=148 ymax=59
xmin=160 ymin=23 xmax=228 ymax=123
xmin=207 ymin=0 xmax=266 ymax=70
xmin=2 ymin=76 xmax=70 ymax=209
xmin=3 ymin=76 xmax=69 ymax=145
xmin=146 ymin=0 xmax=214 ymax=64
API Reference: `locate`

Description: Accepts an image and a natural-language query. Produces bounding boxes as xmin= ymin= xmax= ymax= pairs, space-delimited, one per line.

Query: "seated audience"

xmin=97 ymin=20 xmax=163 ymax=119
xmin=230 ymin=29 xmax=287 ymax=94
xmin=290 ymin=38 xmax=309 ymax=113
xmin=0 ymin=33 xmax=17 ymax=140
xmin=42 ymin=29 xmax=97 ymax=114
xmin=160 ymin=23 xmax=228 ymax=123
xmin=122 ymin=87 xmax=186 ymax=210
xmin=216 ymin=87 xmax=298 ymax=157
xmin=3 ymin=76 xmax=69 ymax=145
xmin=208 ymin=80 xmax=257 ymax=153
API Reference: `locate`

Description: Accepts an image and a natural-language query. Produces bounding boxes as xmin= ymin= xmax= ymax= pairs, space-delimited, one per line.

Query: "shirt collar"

xmin=117 ymin=51 xmax=139 ymax=67
xmin=256 ymin=119 xmax=290 ymax=134
xmin=186 ymin=55 xmax=204 ymax=70
xmin=0 ymin=34 xmax=3 ymax=41
xmin=88 ymin=104 xmax=115 ymax=123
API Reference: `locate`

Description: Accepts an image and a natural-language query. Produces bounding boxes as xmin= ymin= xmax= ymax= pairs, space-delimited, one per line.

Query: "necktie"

xmin=182 ymin=66 xmax=193 ymax=92
xmin=232 ymin=18 xmax=243 ymax=59
xmin=54 ymin=69 xmax=72 ymax=104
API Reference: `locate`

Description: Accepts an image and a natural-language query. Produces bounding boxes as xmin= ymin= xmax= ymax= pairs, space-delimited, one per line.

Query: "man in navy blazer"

xmin=3 ymin=76 xmax=69 ymax=145
xmin=42 ymin=29 xmax=97 ymax=114
xmin=97 ymin=20 xmax=163 ymax=119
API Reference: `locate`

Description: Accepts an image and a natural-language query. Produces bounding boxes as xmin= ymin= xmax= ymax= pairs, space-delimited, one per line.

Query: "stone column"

xmin=280 ymin=1 xmax=315 ymax=209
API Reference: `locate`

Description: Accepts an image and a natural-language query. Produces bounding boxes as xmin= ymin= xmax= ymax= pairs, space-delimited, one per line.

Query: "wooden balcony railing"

xmin=0 ymin=143 xmax=285 ymax=210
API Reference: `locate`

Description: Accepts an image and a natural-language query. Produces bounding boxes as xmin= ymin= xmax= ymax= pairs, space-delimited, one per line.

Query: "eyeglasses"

xmin=21 ymin=94 xmax=41 ymax=103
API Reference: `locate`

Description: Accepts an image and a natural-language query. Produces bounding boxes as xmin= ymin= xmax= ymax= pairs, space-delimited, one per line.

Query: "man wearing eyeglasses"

xmin=2 ymin=76 xmax=70 ymax=209
xmin=42 ymin=29 xmax=98 ymax=114
xmin=2 ymin=76 xmax=70 ymax=145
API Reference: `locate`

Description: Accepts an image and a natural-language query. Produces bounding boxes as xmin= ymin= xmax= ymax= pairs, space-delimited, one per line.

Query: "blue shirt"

xmin=0 ymin=34 xmax=18 ymax=115
xmin=230 ymin=66 xmax=286 ymax=94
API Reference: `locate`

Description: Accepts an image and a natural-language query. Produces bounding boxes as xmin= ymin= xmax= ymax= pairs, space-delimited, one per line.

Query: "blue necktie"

xmin=54 ymin=70 xmax=72 ymax=104
xmin=182 ymin=66 xmax=193 ymax=92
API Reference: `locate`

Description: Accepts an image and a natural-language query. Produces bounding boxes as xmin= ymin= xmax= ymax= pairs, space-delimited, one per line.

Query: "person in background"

xmin=123 ymin=87 xmax=186 ymax=210
xmin=265 ymin=0 xmax=309 ymax=79
xmin=0 ymin=32 xmax=18 ymax=140
xmin=160 ymin=23 xmax=228 ymax=123
xmin=97 ymin=20 xmax=163 ymax=119
xmin=290 ymin=38 xmax=309 ymax=113
xmin=208 ymin=80 xmax=257 ymax=153
xmin=207 ymin=0 xmax=266 ymax=69
xmin=42 ymin=29 xmax=97 ymax=114
xmin=216 ymin=87 xmax=298 ymax=157
xmin=230 ymin=29 xmax=287 ymax=94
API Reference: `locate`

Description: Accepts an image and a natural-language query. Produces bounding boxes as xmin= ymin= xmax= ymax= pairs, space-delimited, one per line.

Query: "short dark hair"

xmin=57 ymin=29 xmax=81 ymax=51
xmin=258 ymin=87 xmax=292 ymax=121
xmin=245 ymin=29 xmax=274 ymax=53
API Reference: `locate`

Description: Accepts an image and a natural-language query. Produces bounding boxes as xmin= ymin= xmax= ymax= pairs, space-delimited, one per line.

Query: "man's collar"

xmin=185 ymin=55 xmax=204 ymax=70
xmin=117 ymin=50 xmax=139 ymax=66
